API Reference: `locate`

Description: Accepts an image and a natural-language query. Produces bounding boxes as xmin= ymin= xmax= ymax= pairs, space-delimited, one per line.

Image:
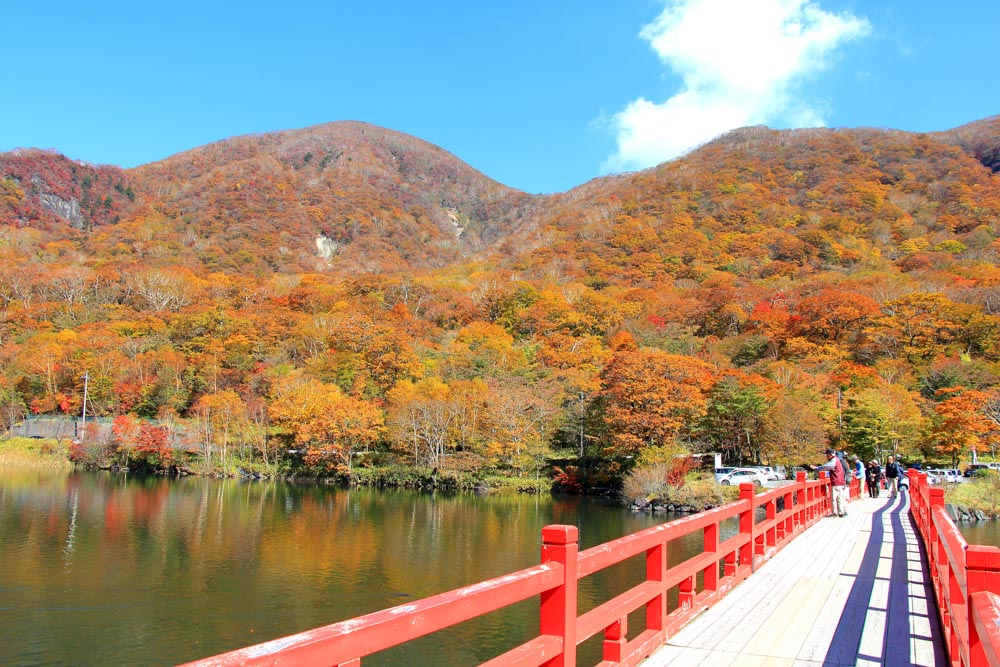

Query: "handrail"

xmin=909 ymin=470 xmax=1000 ymax=666
xmin=179 ymin=472 xmax=840 ymax=667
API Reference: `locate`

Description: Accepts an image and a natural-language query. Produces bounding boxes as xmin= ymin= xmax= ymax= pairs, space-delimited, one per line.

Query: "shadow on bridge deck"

xmin=643 ymin=492 xmax=947 ymax=666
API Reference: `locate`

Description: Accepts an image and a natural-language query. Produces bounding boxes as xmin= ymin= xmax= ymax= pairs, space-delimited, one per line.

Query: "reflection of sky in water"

xmin=0 ymin=468 xmax=728 ymax=666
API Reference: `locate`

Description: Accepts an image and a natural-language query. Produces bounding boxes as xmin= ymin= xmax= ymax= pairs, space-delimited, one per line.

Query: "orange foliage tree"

xmin=933 ymin=387 xmax=994 ymax=467
xmin=598 ymin=332 xmax=715 ymax=461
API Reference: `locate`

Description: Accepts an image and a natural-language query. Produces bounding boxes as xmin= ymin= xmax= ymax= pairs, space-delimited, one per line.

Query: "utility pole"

xmin=80 ymin=372 xmax=89 ymax=441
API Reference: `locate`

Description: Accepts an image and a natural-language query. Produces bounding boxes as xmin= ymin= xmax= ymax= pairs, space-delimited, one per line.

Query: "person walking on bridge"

xmin=812 ymin=448 xmax=849 ymax=517
xmin=885 ymin=455 xmax=903 ymax=500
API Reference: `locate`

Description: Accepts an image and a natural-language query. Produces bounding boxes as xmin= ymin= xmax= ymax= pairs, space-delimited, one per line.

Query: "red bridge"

xmin=180 ymin=472 xmax=999 ymax=666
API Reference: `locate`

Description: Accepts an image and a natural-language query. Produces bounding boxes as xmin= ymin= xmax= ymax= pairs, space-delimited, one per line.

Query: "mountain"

xmin=935 ymin=114 xmax=1000 ymax=173
xmin=3 ymin=115 xmax=1000 ymax=474
xmin=1 ymin=122 xmax=540 ymax=275
xmin=494 ymin=122 xmax=1000 ymax=293
xmin=0 ymin=149 xmax=137 ymax=232
xmin=3 ymin=118 xmax=998 ymax=282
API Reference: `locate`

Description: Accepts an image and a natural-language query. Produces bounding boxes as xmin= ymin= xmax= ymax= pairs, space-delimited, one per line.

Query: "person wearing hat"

xmin=811 ymin=448 xmax=849 ymax=517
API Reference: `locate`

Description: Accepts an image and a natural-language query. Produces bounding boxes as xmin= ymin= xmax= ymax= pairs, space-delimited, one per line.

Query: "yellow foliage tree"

xmin=269 ymin=375 xmax=383 ymax=472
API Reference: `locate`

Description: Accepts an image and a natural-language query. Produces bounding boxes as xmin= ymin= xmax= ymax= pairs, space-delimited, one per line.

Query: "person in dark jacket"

xmin=885 ymin=455 xmax=903 ymax=499
xmin=866 ymin=460 xmax=882 ymax=498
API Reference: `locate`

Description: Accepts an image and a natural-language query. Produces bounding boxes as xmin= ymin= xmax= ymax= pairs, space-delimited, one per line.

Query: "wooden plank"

xmin=713 ymin=516 xmax=850 ymax=654
xmin=856 ymin=581 xmax=889 ymax=661
xmin=901 ymin=512 xmax=948 ymax=667
xmin=674 ymin=569 xmax=806 ymax=651
xmin=712 ymin=578 xmax=808 ymax=654
xmin=733 ymin=655 xmax=800 ymax=666
xmin=739 ymin=578 xmax=820 ymax=656
xmin=793 ymin=575 xmax=856 ymax=662
xmin=741 ymin=577 xmax=828 ymax=658
xmin=640 ymin=644 xmax=736 ymax=666
xmin=667 ymin=523 xmax=833 ymax=651
xmin=765 ymin=578 xmax=836 ymax=659
xmin=841 ymin=538 xmax=870 ymax=576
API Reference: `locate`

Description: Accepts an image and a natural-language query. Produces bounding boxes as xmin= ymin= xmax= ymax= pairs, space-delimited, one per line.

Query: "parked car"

xmin=717 ymin=468 xmax=768 ymax=486
xmin=927 ymin=468 xmax=961 ymax=484
xmin=713 ymin=467 xmax=735 ymax=482
xmin=752 ymin=466 xmax=781 ymax=481
xmin=924 ymin=470 xmax=943 ymax=485
xmin=965 ymin=464 xmax=993 ymax=477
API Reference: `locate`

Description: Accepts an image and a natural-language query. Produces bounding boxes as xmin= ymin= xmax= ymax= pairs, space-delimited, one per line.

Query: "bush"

xmin=481 ymin=476 xmax=551 ymax=494
xmin=622 ymin=463 xmax=672 ymax=501
xmin=621 ymin=456 xmax=702 ymax=502
xmin=551 ymin=463 xmax=618 ymax=494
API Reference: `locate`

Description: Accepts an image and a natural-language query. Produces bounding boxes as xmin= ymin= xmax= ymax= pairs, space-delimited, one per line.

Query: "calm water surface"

xmin=960 ymin=521 xmax=1000 ymax=548
xmin=0 ymin=467 xmax=724 ymax=666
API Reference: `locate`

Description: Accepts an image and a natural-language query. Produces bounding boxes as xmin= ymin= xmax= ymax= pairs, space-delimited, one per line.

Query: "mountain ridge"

xmin=1 ymin=115 xmax=998 ymax=278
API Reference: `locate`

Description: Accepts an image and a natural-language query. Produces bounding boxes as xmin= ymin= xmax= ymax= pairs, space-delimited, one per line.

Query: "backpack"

xmin=836 ymin=451 xmax=853 ymax=483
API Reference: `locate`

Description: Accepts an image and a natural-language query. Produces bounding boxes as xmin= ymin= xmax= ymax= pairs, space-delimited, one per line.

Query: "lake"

xmin=0 ymin=466 xmax=718 ymax=666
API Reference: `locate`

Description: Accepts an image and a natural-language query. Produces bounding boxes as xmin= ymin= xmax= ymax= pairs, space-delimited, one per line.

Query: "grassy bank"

xmin=329 ymin=465 xmax=552 ymax=494
xmin=0 ymin=437 xmax=74 ymax=469
xmin=0 ymin=438 xmax=554 ymax=494
xmin=945 ymin=473 xmax=1000 ymax=518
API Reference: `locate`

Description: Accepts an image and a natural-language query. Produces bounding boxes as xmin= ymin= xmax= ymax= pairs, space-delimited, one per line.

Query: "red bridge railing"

xmin=909 ymin=470 xmax=1000 ymax=666
xmin=181 ymin=472 xmax=845 ymax=667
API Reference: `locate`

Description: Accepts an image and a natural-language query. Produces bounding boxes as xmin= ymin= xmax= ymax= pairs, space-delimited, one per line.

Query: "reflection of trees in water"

xmin=0 ymin=470 xmax=701 ymax=666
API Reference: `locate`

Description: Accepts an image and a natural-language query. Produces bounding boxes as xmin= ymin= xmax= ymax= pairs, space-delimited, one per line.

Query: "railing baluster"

xmin=646 ymin=539 xmax=667 ymax=634
xmin=602 ymin=617 xmax=627 ymax=663
xmin=765 ymin=497 xmax=776 ymax=550
xmin=739 ymin=483 xmax=755 ymax=570
xmin=796 ymin=471 xmax=806 ymax=529
xmin=704 ymin=521 xmax=720 ymax=592
xmin=540 ymin=525 xmax=578 ymax=667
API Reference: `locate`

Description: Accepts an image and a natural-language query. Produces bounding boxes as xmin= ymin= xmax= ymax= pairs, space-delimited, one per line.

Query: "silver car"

xmin=717 ymin=468 xmax=768 ymax=486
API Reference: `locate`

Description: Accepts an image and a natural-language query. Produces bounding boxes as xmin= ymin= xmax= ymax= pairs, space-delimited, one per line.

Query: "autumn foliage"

xmin=4 ymin=117 xmax=1000 ymax=482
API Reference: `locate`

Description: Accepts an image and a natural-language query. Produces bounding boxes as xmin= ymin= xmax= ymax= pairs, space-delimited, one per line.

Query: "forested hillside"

xmin=2 ymin=117 xmax=999 ymax=483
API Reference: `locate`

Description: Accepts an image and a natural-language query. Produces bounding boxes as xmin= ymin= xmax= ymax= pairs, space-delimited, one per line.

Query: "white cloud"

xmin=602 ymin=0 xmax=870 ymax=173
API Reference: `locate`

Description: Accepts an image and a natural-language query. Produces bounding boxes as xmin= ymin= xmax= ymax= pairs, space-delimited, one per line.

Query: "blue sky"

xmin=3 ymin=1 xmax=998 ymax=194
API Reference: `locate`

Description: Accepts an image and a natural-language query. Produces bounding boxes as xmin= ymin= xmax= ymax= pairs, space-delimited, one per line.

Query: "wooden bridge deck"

xmin=642 ymin=493 xmax=947 ymax=666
